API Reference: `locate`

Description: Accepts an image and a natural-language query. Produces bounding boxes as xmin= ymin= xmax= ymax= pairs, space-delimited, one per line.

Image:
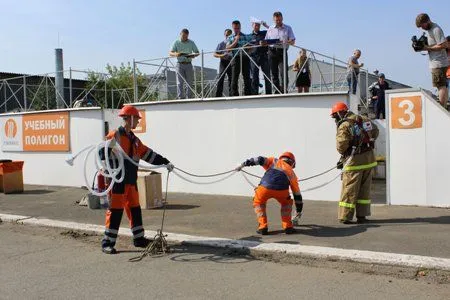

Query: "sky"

xmin=0 ymin=0 xmax=449 ymax=90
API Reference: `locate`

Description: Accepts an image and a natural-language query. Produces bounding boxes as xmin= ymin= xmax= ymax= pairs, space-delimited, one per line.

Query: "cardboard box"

xmin=0 ymin=161 xmax=24 ymax=194
xmin=137 ymin=170 xmax=163 ymax=209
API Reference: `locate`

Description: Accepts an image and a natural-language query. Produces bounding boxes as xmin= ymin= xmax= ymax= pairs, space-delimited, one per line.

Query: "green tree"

xmin=85 ymin=62 xmax=157 ymax=108
xmin=27 ymin=82 xmax=57 ymax=111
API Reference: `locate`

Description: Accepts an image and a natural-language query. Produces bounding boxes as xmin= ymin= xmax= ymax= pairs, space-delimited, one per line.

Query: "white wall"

xmin=387 ymin=89 xmax=450 ymax=207
xmin=103 ymin=109 xmax=121 ymax=133
xmin=373 ymin=119 xmax=386 ymax=159
xmin=132 ymin=93 xmax=348 ymax=200
xmin=0 ymin=108 xmax=105 ymax=187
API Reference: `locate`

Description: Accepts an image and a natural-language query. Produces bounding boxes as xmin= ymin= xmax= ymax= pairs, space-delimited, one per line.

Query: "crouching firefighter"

xmin=99 ymin=105 xmax=174 ymax=254
xmin=331 ymin=102 xmax=379 ymax=224
xmin=236 ymin=152 xmax=303 ymax=235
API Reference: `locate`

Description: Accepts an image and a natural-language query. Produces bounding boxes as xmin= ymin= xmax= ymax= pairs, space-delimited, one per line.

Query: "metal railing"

xmin=0 ymin=44 xmax=373 ymax=113
xmin=134 ymin=43 xmax=372 ymax=105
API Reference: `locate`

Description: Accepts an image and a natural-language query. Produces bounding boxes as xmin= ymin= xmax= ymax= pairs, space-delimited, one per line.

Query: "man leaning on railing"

xmin=346 ymin=49 xmax=364 ymax=95
xmin=169 ymin=28 xmax=200 ymax=100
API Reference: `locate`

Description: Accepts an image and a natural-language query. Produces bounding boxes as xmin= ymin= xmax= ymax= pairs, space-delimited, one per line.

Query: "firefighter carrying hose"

xmin=99 ymin=105 xmax=174 ymax=254
xmin=331 ymin=102 xmax=379 ymax=224
xmin=236 ymin=152 xmax=303 ymax=235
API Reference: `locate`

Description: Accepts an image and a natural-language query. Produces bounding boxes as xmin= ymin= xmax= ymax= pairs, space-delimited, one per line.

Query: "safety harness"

xmin=340 ymin=114 xmax=375 ymax=156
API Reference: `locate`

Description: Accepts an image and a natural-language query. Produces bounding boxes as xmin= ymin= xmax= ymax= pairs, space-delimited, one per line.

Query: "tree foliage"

xmin=85 ymin=62 xmax=158 ymax=108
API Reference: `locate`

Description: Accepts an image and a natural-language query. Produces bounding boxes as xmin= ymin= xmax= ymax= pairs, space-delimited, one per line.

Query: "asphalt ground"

xmin=1 ymin=223 xmax=449 ymax=300
xmin=0 ymin=184 xmax=449 ymax=258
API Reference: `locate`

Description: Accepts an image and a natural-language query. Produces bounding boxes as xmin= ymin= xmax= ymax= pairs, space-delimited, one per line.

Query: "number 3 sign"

xmin=391 ymin=96 xmax=423 ymax=129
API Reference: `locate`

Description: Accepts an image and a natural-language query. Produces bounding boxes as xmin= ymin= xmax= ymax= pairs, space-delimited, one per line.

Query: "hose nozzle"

xmin=65 ymin=156 xmax=75 ymax=166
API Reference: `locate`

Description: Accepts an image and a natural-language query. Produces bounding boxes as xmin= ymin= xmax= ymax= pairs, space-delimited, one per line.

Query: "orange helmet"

xmin=330 ymin=102 xmax=348 ymax=116
xmin=119 ymin=105 xmax=141 ymax=119
xmin=279 ymin=151 xmax=296 ymax=168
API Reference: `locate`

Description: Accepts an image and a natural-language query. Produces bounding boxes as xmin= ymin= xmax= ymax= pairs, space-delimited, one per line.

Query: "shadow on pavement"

xmin=156 ymin=204 xmax=200 ymax=210
xmin=370 ymin=216 xmax=450 ymax=225
xmin=295 ymin=224 xmax=379 ymax=238
xmin=238 ymin=235 xmax=263 ymax=242
xmin=169 ymin=244 xmax=254 ymax=264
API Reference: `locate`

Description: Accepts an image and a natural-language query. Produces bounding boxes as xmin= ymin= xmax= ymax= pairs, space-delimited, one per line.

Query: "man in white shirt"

xmin=265 ymin=11 xmax=296 ymax=94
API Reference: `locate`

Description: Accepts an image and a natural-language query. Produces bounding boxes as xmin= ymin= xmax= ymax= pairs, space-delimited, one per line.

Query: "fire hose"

xmin=67 ymin=142 xmax=347 ymax=260
xmin=65 ymin=140 xmax=168 ymax=197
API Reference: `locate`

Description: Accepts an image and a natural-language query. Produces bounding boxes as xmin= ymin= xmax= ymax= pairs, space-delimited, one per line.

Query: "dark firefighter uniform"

xmin=100 ymin=126 xmax=170 ymax=250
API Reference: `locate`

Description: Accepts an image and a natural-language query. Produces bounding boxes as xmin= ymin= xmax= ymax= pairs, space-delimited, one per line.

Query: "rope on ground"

xmin=129 ymin=172 xmax=171 ymax=262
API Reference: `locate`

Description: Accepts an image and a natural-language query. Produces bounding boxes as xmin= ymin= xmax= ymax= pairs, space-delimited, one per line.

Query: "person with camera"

xmin=415 ymin=13 xmax=449 ymax=109
xmin=446 ymin=36 xmax=450 ymax=87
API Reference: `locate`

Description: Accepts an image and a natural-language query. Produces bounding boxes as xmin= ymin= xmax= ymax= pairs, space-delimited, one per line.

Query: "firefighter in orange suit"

xmin=99 ymin=105 xmax=173 ymax=254
xmin=331 ymin=102 xmax=379 ymax=224
xmin=236 ymin=152 xmax=302 ymax=235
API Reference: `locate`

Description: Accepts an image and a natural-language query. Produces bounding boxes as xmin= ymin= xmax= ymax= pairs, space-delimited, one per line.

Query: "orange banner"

xmin=22 ymin=112 xmax=70 ymax=151
xmin=134 ymin=110 xmax=147 ymax=134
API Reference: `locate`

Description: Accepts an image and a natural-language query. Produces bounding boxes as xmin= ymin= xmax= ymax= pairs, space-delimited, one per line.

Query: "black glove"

xmin=337 ymin=159 xmax=344 ymax=170
xmin=293 ymin=194 xmax=303 ymax=214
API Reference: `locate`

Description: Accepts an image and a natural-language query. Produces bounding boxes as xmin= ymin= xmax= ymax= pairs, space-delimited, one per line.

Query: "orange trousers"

xmin=106 ymin=184 xmax=140 ymax=228
xmin=253 ymin=186 xmax=293 ymax=230
xmin=102 ymin=184 xmax=144 ymax=248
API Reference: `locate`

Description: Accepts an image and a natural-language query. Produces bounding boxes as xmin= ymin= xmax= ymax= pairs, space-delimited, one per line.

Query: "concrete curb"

xmin=1 ymin=213 xmax=449 ymax=271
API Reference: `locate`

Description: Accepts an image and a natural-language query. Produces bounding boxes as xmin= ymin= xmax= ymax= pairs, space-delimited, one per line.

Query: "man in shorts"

xmin=416 ymin=13 xmax=448 ymax=108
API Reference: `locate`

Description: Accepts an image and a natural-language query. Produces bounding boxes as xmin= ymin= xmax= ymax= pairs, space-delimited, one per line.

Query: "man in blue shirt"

xmin=214 ymin=29 xmax=233 ymax=97
xmin=226 ymin=20 xmax=253 ymax=96
xmin=265 ymin=11 xmax=296 ymax=94
xmin=249 ymin=21 xmax=271 ymax=95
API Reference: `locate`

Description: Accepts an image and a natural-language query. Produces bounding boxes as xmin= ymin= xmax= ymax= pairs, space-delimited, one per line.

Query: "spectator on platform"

xmin=446 ymin=36 xmax=450 ymax=89
xmin=249 ymin=20 xmax=271 ymax=95
xmin=169 ymin=28 xmax=200 ymax=99
xmin=371 ymin=73 xmax=390 ymax=119
xmin=346 ymin=49 xmax=364 ymax=95
xmin=226 ymin=20 xmax=253 ymax=96
xmin=292 ymin=49 xmax=311 ymax=93
xmin=265 ymin=11 xmax=296 ymax=94
xmin=214 ymin=29 xmax=233 ymax=97
xmin=416 ymin=13 xmax=448 ymax=109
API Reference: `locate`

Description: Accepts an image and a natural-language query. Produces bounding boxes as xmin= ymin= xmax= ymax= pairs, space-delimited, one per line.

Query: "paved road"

xmin=1 ymin=185 xmax=449 ymax=258
xmin=0 ymin=223 xmax=448 ymax=300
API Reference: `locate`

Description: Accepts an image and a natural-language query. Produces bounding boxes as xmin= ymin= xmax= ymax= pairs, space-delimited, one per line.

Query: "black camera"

xmin=411 ymin=33 xmax=428 ymax=52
